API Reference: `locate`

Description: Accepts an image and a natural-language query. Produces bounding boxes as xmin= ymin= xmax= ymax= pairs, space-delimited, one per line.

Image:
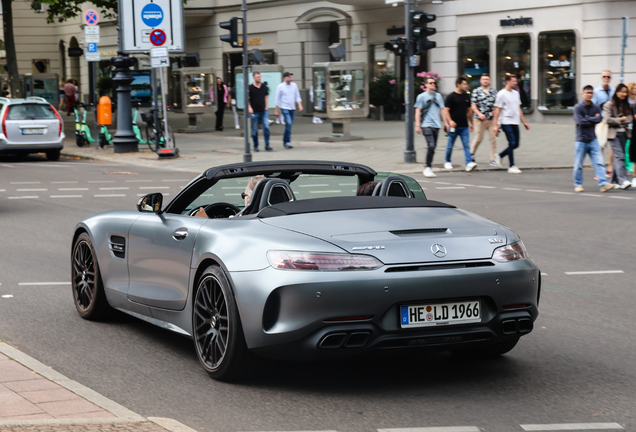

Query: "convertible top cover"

xmin=257 ymin=196 xmax=456 ymax=218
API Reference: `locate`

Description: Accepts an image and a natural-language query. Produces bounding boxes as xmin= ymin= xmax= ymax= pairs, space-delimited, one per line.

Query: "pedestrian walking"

xmin=626 ymin=83 xmax=636 ymax=181
xmin=215 ymin=77 xmax=229 ymax=131
xmin=572 ymin=85 xmax=613 ymax=193
xmin=492 ymin=74 xmax=530 ymax=174
xmin=603 ymin=83 xmax=633 ymax=189
xmin=470 ymin=73 xmax=498 ymax=166
xmin=415 ymin=77 xmax=449 ymax=178
xmin=248 ymin=71 xmax=271 ymax=152
xmin=63 ymin=79 xmax=76 ymax=116
xmin=442 ymin=76 xmax=475 ymax=171
xmin=58 ymin=80 xmax=66 ymax=112
xmin=230 ymin=86 xmax=240 ymax=129
xmin=275 ymin=72 xmax=303 ymax=149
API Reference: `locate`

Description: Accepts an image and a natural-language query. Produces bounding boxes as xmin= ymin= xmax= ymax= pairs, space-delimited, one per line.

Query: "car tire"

xmin=450 ymin=337 xmax=520 ymax=359
xmin=71 ymin=232 xmax=111 ymax=320
xmin=46 ymin=149 xmax=61 ymax=161
xmin=193 ymin=265 xmax=258 ymax=381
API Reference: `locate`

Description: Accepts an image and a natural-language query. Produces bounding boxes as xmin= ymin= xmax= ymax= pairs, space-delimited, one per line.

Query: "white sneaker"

xmin=614 ymin=184 xmax=621 ymax=189
xmin=275 ymin=119 xmax=280 ymax=124
xmin=466 ymin=162 xmax=477 ymax=172
xmin=508 ymin=166 xmax=522 ymax=174
xmin=235 ymin=125 xmax=240 ymax=129
xmin=620 ymin=180 xmax=632 ymax=189
xmin=495 ymin=155 xmax=503 ymax=168
xmin=423 ymin=167 xmax=437 ymax=178
xmin=444 ymin=162 xmax=453 ymax=170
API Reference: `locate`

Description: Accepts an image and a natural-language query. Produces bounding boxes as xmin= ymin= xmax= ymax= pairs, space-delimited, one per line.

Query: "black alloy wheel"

xmin=193 ymin=266 xmax=257 ymax=381
xmin=71 ymin=233 xmax=110 ymax=320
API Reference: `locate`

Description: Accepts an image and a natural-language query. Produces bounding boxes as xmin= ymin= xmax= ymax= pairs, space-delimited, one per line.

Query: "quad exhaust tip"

xmin=501 ymin=318 xmax=533 ymax=335
xmin=319 ymin=331 xmax=371 ymax=349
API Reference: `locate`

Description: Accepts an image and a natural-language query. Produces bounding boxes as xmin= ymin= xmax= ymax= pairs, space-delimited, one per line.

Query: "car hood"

xmin=260 ymin=207 xmax=507 ymax=264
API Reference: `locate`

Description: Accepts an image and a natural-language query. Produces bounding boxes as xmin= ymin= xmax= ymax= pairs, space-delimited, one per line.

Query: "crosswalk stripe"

xmin=378 ymin=428 xmax=480 ymax=432
xmin=520 ymin=423 xmax=623 ymax=431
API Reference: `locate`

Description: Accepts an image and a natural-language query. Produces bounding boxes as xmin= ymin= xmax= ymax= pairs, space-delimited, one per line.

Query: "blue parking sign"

xmin=87 ymin=43 xmax=98 ymax=53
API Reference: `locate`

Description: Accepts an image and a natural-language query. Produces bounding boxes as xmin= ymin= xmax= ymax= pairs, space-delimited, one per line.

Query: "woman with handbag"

xmin=603 ymin=83 xmax=633 ymax=189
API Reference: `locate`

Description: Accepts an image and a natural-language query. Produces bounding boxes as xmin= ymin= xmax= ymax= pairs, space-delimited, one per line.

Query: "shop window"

xmin=496 ymin=33 xmax=531 ymax=110
xmin=458 ymin=36 xmax=490 ymax=91
xmin=538 ymin=31 xmax=576 ymax=111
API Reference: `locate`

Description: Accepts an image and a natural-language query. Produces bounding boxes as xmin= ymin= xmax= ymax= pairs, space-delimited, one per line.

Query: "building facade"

xmin=1 ymin=0 xmax=634 ymax=122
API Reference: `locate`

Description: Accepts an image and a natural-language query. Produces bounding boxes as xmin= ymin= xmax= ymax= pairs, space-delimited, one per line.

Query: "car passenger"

xmin=356 ymin=181 xmax=379 ymax=196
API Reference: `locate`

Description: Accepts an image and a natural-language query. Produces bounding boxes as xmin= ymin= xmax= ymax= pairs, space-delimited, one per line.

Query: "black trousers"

xmin=216 ymin=106 xmax=225 ymax=130
xmin=422 ymin=127 xmax=439 ymax=167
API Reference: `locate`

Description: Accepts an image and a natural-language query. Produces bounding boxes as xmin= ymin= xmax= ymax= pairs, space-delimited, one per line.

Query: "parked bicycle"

xmin=140 ymin=108 xmax=175 ymax=152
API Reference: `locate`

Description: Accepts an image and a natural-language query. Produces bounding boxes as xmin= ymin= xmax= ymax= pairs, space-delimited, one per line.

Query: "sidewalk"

xmin=61 ymin=113 xmax=582 ymax=174
xmin=0 ymin=343 xmax=195 ymax=432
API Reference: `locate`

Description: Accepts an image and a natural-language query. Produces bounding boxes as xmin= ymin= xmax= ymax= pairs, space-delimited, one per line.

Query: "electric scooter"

xmin=99 ymin=105 xmax=151 ymax=148
xmin=74 ymin=103 xmax=96 ymax=147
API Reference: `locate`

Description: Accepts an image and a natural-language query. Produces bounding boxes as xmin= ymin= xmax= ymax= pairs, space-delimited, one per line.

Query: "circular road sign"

xmin=141 ymin=3 xmax=164 ymax=27
xmin=150 ymin=29 xmax=167 ymax=47
xmin=84 ymin=9 xmax=99 ymax=26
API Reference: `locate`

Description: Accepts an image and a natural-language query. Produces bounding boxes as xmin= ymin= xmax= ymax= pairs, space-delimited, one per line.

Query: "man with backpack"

xmin=415 ymin=77 xmax=449 ymax=178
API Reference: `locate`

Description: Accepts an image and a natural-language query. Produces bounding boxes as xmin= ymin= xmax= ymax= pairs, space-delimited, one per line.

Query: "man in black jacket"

xmin=573 ymin=85 xmax=613 ymax=193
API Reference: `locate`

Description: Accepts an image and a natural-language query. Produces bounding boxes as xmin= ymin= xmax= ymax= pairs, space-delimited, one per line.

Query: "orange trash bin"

xmin=97 ymin=96 xmax=112 ymax=125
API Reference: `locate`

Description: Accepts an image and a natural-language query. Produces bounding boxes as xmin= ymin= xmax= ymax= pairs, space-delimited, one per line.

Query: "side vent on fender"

xmin=109 ymin=235 xmax=126 ymax=259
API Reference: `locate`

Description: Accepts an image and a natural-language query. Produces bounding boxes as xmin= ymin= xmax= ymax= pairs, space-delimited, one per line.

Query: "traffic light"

xmin=384 ymin=38 xmax=407 ymax=56
xmin=220 ymin=17 xmax=239 ymax=48
xmin=411 ymin=10 xmax=436 ymax=54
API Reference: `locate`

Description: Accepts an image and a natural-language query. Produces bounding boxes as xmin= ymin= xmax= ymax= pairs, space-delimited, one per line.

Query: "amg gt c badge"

xmin=431 ymin=244 xmax=447 ymax=258
xmin=352 ymin=246 xmax=385 ymax=251
xmin=489 ymin=238 xmax=504 ymax=244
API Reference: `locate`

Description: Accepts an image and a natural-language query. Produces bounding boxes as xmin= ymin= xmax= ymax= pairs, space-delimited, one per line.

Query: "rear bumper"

xmin=230 ymin=258 xmax=540 ymax=360
xmin=0 ymin=134 xmax=65 ymax=153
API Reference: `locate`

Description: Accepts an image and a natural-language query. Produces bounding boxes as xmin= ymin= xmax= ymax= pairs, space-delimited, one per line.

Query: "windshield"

xmin=7 ymin=104 xmax=57 ymax=120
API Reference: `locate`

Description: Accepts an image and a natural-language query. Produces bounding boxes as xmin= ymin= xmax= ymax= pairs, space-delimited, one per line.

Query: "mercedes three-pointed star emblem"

xmin=431 ymin=244 xmax=447 ymax=258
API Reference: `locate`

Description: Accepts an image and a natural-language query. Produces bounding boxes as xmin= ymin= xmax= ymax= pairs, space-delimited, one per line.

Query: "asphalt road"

xmin=1 ymin=155 xmax=635 ymax=432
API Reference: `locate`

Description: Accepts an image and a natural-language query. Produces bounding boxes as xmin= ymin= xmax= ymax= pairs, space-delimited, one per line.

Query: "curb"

xmin=0 ymin=342 xmax=196 ymax=431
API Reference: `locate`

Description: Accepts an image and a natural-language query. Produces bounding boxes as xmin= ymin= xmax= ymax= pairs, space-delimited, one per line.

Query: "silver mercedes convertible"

xmin=72 ymin=161 xmax=540 ymax=381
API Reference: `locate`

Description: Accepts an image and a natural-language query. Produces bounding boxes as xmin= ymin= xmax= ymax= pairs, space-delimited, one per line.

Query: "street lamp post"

xmin=404 ymin=0 xmax=416 ymax=163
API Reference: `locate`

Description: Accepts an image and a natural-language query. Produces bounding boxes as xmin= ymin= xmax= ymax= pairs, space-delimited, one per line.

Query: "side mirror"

xmin=137 ymin=193 xmax=163 ymax=213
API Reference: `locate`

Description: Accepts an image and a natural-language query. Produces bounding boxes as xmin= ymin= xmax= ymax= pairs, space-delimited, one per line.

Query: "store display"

xmin=170 ymin=68 xmax=216 ymax=113
xmin=312 ymin=62 xmax=369 ymax=119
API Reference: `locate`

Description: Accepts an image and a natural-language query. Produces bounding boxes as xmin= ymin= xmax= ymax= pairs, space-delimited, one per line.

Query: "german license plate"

xmin=400 ymin=301 xmax=481 ymax=328
xmin=22 ymin=129 xmax=45 ymax=135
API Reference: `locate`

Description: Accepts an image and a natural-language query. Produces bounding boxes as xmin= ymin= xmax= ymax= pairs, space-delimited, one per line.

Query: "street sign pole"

xmin=92 ymin=62 xmax=99 ymax=149
xmin=152 ymin=68 xmax=160 ymax=152
xmin=242 ymin=0 xmax=251 ymax=163
xmin=620 ymin=17 xmax=629 ymax=84
xmin=404 ymin=0 xmax=416 ymax=163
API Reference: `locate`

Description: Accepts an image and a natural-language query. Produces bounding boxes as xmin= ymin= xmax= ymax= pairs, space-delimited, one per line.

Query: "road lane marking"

xmin=16 ymin=188 xmax=47 ymax=191
xmin=50 ymin=195 xmax=83 ymax=198
xmin=455 ymin=184 xmax=475 ymax=187
xmin=19 ymin=282 xmax=71 ymax=286
xmin=299 ymin=184 xmax=330 ymax=187
xmin=1 ymin=295 xmax=12 ymax=298
xmin=139 ymin=186 xmax=169 ymax=189
xmin=503 ymin=187 xmax=521 ymax=190
xmin=51 ymin=181 xmax=78 ymax=184
xmin=125 ymin=179 xmax=153 ymax=183
xmin=477 ymin=185 xmax=496 ymax=189
xmin=10 ymin=182 xmax=41 ymax=184
xmin=434 ymin=181 xmax=452 ymax=185
xmin=310 ymin=190 xmax=342 ymax=193
xmin=527 ymin=190 xmax=546 ymax=193
xmin=99 ymin=187 xmax=129 ymax=190
xmin=338 ymin=183 xmax=357 ymax=186
xmin=378 ymin=427 xmax=480 ymax=432
xmin=8 ymin=196 xmax=38 ymax=199
xmin=609 ymin=196 xmax=634 ymax=200
xmin=162 ymin=179 xmax=189 ymax=182
xmin=138 ymin=193 xmax=169 ymax=196
xmin=59 ymin=188 xmax=89 ymax=191
xmin=1 ymin=164 xmax=15 ymax=167
xmin=520 ymin=423 xmax=623 ymax=431
xmin=221 ymin=186 xmax=245 ymax=189
xmin=541 ymin=272 xmax=548 ymax=276
xmin=0 ymin=189 xmax=5 ymax=192
xmin=565 ymin=270 xmax=624 ymax=275
xmin=578 ymin=194 xmax=603 ymax=198
xmin=94 ymin=194 xmax=126 ymax=197
xmin=436 ymin=187 xmax=465 ymax=189
xmin=88 ymin=180 xmax=116 ymax=183
xmin=551 ymin=191 xmax=574 ymax=195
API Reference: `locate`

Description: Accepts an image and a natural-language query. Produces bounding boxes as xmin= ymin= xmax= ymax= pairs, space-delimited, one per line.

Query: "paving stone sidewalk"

xmin=0 ymin=343 xmax=195 ymax=432
xmin=61 ymin=114 xmax=586 ymax=175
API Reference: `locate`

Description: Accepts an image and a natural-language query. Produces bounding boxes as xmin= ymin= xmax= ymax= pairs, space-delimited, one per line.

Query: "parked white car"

xmin=0 ymin=96 xmax=65 ymax=161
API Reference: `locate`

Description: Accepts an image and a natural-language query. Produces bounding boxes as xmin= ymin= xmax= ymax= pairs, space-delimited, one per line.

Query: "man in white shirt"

xmin=492 ymin=75 xmax=530 ymax=174
xmin=275 ymin=72 xmax=303 ymax=149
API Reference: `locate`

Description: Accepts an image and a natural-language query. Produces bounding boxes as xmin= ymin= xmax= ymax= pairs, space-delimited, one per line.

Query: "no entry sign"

xmin=150 ymin=29 xmax=167 ymax=47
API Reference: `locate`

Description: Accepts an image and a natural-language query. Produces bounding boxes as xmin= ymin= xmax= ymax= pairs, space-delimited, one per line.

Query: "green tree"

xmin=2 ymin=0 xmax=23 ymax=97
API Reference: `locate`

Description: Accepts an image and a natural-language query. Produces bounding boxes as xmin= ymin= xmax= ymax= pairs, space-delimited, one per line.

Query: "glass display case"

xmin=235 ymin=65 xmax=283 ymax=110
xmin=0 ymin=74 xmax=26 ymax=99
xmin=497 ymin=34 xmax=532 ymax=111
xmin=538 ymin=31 xmax=577 ymax=111
xmin=169 ymin=67 xmax=216 ymax=114
xmin=25 ymin=74 xmax=60 ymax=104
xmin=312 ymin=62 xmax=369 ymax=119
